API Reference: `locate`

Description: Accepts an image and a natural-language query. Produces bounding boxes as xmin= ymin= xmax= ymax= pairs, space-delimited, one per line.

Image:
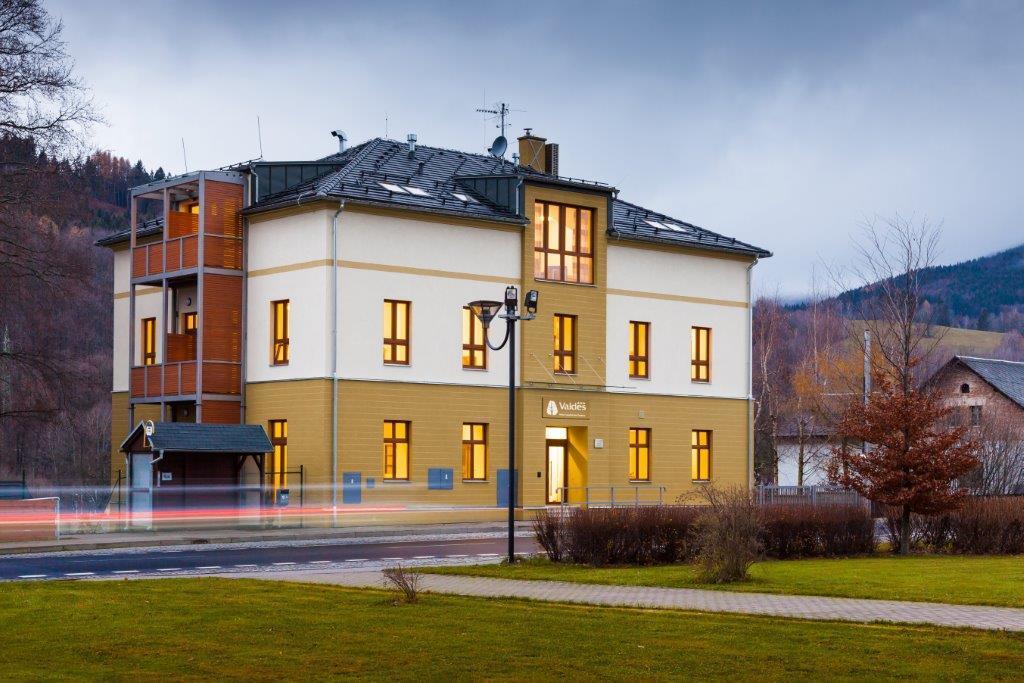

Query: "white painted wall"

xmin=606 ymin=295 xmax=749 ymax=398
xmin=248 ymin=208 xmax=332 ymax=271
xmin=607 ymin=244 xmax=750 ymax=302
xmin=776 ymin=438 xmax=831 ymax=486
xmin=246 ymin=267 xmax=330 ymax=382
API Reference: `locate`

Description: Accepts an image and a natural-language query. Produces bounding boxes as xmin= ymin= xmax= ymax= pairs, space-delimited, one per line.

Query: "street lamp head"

xmin=504 ymin=285 xmax=519 ymax=312
xmin=468 ymin=299 xmax=503 ymax=329
xmin=524 ymin=289 xmax=539 ymax=315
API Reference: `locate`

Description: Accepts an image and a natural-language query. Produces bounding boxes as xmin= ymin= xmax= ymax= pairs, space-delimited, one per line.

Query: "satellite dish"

xmin=488 ymin=135 xmax=507 ymax=158
xmin=144 ymin=420 xmax=155 ymax=437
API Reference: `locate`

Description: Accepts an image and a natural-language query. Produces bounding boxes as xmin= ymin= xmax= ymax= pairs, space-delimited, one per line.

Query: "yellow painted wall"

xmin=519 ymin=183 xmax=609 ymax=387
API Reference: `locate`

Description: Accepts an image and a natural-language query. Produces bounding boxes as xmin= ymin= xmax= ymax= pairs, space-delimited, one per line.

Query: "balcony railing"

xmin=130 ymin=360 xmax=240 ymax=398
xmin=131 ymin=234 xmax=241 ymax=279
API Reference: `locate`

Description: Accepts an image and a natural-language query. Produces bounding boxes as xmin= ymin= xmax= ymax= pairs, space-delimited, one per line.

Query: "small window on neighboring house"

xmin=628 ymin=427 xmax=651 ymax=482
xmin=691 ymin=326 xmax=711 ymax=382
xmin=268 ymin=420 xmax=288 ymax=496
xmin=462 ymin=307 xmax=487 ymax=369
xmin=960 ymin=383 xmax=971 ymax=394
xmin=462 ymin=423 xmax=488 ymax=481
xmin=183 ymin=312 xmax=197 ymax=336
xmin=553 ymin=314 xmax=576 ymax=374
xmin=970 ymin=405 xmax=982 ymax=426
xmin=629 ymin=321 xmax=650 ymax=378
xmin=271 ymin=300 xmax=290 ymax=365
xmin=383 ymin=299 xmax=411 ymax=365
xmin=142 ymin=317 xmax=156 ymax=366
xmin=692 ymin=430 xmax=712 ymax=481
xmin=383 ymin=420 xmax=410 ymax=480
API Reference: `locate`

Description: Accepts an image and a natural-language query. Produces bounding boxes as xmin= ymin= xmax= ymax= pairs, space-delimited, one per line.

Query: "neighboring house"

xmin=775 ymin=430 xmax=832 ymax=487
xmin=927 ymin=355 xmax=1024 ymax=493
xmin=98 ymin=130 xmax=770 ymax=519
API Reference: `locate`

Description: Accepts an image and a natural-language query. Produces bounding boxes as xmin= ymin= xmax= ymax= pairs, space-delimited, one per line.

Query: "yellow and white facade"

xmin=103 ymin=131 xmax=769 ymax=519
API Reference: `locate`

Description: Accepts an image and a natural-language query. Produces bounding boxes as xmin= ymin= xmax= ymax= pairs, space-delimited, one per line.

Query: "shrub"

xmin=693 ymin=486 xmax=761 ymax=583
xmin=382 ymin=565 xmax=421 ymax=604
xmin=532 ymin=506 xmax=700 ymax=567
xmin=923 ymin=497 xmax=1024 ymax=555
xmin=760 ymin=504 xmax=876 ymax=559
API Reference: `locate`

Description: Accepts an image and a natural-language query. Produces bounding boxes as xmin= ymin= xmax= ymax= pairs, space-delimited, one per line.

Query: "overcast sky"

xmin=50 ymin=0 xmax=1024 ymax=297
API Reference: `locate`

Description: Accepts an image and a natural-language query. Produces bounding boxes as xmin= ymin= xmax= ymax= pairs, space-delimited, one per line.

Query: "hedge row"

xmin=533 ymin=503 xmax=876 ymax=566
xmin=889 ymin=497 xmax=1024 ymax=555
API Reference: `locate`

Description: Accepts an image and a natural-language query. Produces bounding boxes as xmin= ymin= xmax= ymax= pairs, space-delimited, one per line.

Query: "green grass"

xmin=1 ymin=579 xmax=1022 ymax=681
xmin=422 ymin=555 xmax=1024 ymax=608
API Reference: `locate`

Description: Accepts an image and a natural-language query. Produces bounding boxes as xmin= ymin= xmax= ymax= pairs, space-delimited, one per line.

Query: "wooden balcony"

xmin=131 ymin=234 xmax=242 ymax=279
xmin=130 ymin=360 xmax=240 ymax=399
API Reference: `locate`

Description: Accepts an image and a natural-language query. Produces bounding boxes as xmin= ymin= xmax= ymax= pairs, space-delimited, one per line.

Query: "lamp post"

xmin=468 ymin=286 xmax=538 ymax=564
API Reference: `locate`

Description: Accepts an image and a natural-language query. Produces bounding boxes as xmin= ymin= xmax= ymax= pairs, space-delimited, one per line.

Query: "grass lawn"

xmin=1 ymin=578 xmax=1023 ymax=680
xmin=422 ymin=555 xmax=1024 ymax=608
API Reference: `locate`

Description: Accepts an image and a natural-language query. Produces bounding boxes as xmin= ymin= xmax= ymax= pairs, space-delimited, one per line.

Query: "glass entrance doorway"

xmin=545 ymin=427 xmax=568 ymax=504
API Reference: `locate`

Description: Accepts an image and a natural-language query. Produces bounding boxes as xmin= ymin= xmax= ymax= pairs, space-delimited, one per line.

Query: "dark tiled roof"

xmin=957 ymin=356 xmax=1024 ymax=409
xmin=98 ymin=137 xmax=770 ymax=258
xmin=121 ymin=422 xmax=272 ymax=454
xmin=610 ymin=198 xmax=770 ymax=258
xmin=95 ymin=217 xmax=162 ymax=247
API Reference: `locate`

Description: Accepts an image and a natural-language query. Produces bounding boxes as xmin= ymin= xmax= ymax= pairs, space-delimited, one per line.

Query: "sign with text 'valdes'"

xmin=542 ymin=396 xmax=589 ymax=419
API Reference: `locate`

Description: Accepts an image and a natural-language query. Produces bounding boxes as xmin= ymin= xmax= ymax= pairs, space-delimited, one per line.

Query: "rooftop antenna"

xmin=256 ymin=116 xmax=264 ymax=159
xmin=476 ymin=102 xmax=523 ymax=158
xmin=385 ymin=112 xmax=389 ymax=139
xmin=181 ymin=138 xmax=188 ymax=173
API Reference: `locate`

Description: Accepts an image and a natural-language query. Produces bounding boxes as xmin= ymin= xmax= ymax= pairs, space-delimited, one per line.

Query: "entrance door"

xmin=546 ymin=440 xmax=568 ymax=504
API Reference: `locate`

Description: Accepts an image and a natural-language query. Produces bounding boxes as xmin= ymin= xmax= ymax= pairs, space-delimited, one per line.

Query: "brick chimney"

xmin=518 ymin=129 xmax=558 ymax=175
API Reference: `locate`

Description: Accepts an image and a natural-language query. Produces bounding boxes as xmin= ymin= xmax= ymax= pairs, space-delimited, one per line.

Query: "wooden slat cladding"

xmin=202 ymin=361 xmax=242 ymax=396
xmin=132 ymin=248 xmax=147 ymax=278
xmin=201 ymin=274 xmax=243 ymax=363
xmin=203 ymin=234 xmax=242 ymax=270
xmin=144 ymin=365 xmax=162 ymax=397
xmin=166 ymin=333 xmax=196 ymax=362
xmin=167 ymin=211 xmax=198 ymax=238
xmin=130 ymin=367 xmax=145 ymax=397
xmin=147 ymin=244 xmax=162 ymax=274
xmin=202 ymin=400 xmax=241 ymax=424
xmin=204 ymin=181 xmax=243 ymax=238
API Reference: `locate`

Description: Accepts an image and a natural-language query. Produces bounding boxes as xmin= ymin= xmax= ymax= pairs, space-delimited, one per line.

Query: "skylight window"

xmin=660 ymin=222 xmax=686 ymax=233
xmin=644 ymin=218 xmax=687 ymax=233
xmin=379 ymin=182 xmax=407 ymax=194
xmin=452 ymin=192 xmax=478 ymax=203
xmin=403 ymin=186 xmax=431 ymax=197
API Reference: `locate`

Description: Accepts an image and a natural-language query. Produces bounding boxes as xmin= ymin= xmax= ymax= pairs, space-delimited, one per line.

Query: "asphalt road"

xmin=0 ymin=536 xmax=540 ymax=581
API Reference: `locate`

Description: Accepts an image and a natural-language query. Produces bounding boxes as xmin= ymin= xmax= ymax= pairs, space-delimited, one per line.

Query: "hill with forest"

xmin=836 ymin=243 xmax=1024 ymax=333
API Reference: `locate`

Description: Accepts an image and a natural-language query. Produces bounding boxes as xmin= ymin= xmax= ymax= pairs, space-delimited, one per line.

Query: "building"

xmin=98 ymin=130 xmax=770 ymax=521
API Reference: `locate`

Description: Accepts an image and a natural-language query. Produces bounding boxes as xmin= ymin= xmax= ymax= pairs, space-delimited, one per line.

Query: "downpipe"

xmin=746 ymin=257 xmax=758 ymax=489
xmin=331 ymin=201 xmax=346 ymax=525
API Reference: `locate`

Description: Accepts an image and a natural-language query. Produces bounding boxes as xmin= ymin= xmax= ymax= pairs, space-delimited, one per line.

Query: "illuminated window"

xmin=383 ymin=299 xmax=411 ymax=365
xmin=629 ymin=321 xmax=650 ymax=378
xmin=383 ymin=420 xmax=410 ymax=480
xmin=533 ymin=201 xmax=594 ymax=284
xmin=182 ymin=312 xmax=197 ymax=336
xmin=553 ymin=314 xmax=576 ymax=374
xmin=692 ymin=430 xmax=712 ymax=481
xmin=142 ymin=317 xmax=156 ymax=366
xmin=691 ymin=326 xmax=711 ymax=382
xmin=462 ymin=307 xmax=487 ymax=369
xmin=462 ymin=423 xmax=488 ymax=481
xmin=271 ymin=300 xmax=290 ymax=365
xmin=628 ymin=428 xmax=651 ymax=481
xmin=268 ymin=419 xmax=288 ymax=495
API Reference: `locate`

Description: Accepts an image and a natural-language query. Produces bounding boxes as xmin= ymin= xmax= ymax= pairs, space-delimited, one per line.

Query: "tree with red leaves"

xmin=829 ymin=374 xmax=978 ymax=554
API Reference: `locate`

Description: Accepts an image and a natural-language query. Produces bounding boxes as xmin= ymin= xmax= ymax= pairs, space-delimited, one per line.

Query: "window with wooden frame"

xmin=383 ymin=299 xmax=411 ymax=365
xmin=628 ymin=427 xmax=651 ymax=482
xmin=268 ymin=419 xmax=288 ymax=494
xmin=691 ymin=326 xmax=711 ymax=382
xmin=383 ymin=420 xmax=410 ymax=480
xmin=461 ymin=423 xmax=488 ymax=481
xmin=142 ymin=317 xmax=156 ymax=366
xmin=692 ymin=430 xmax=712 ymax=481
xmin=553 ymin=313 xmax=577 ymax=374
xmin=533 ymin=201 xmax=594 ymax=284
xmin=271 ymin=300 xmax=290 ymax=365
xmin=628 ymin=321 xmax=650 ymax=378
xmin=182 ymin=311 xmax=197 ymax=336
xmin=462 ymin=306 xmax=486 ymax=369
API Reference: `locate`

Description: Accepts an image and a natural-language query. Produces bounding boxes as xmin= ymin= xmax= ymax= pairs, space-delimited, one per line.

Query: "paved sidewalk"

xmin=222 ymin=568 xmax=1024 ymax=632
xmin=0 ymin=521 xmax=529 ymax=555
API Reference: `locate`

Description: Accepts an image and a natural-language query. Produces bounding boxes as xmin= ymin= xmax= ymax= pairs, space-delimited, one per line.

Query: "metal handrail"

xmin=555 ymin=485 xmax=666 ymax=508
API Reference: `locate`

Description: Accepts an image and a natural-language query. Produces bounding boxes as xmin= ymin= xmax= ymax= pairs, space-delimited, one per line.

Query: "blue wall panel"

xmin=342 ymin=472 xmax=361 ymax=504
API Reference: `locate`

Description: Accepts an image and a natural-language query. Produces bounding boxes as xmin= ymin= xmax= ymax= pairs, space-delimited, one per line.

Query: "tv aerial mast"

xmin=476 ymin=102 xmax=524 ymax=158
